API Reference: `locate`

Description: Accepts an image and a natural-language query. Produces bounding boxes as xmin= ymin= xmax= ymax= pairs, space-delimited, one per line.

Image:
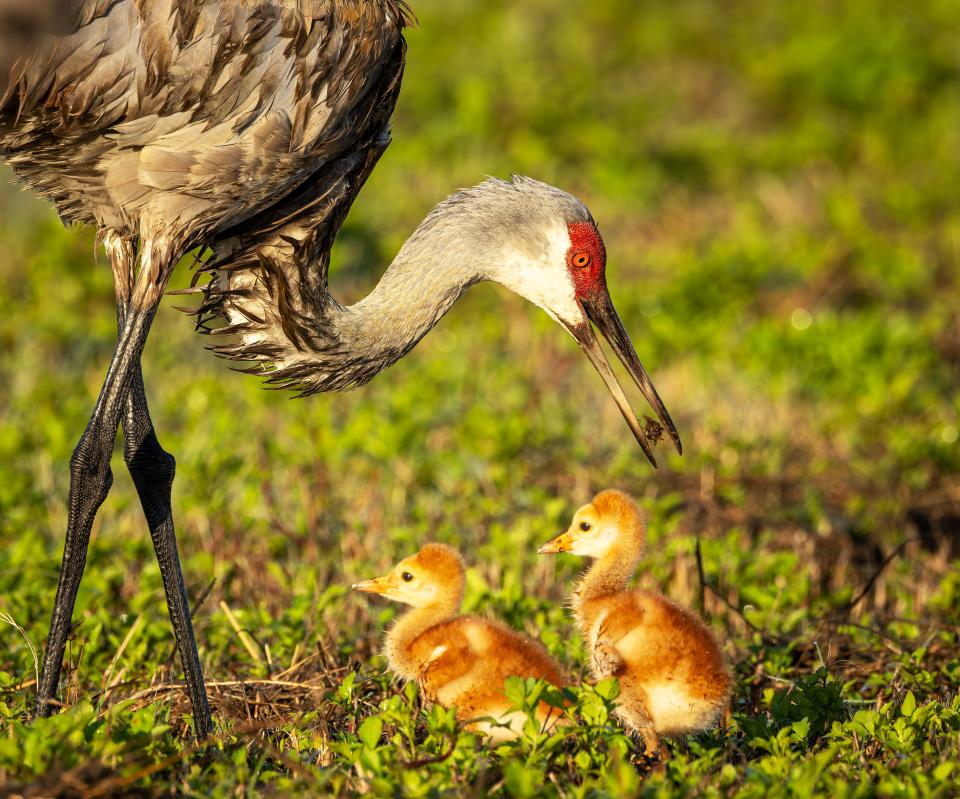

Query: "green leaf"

xmin=933 ymin=762 xmax=954 ymax=781
xmin=791 ymin=717 xmax=810 ymax=743
xmin=594 ymin=678 xmax=620 ymax=702
xmin=357 ymin=716 xmax=382 ymax=749
xmin=901 ymin=691 xmax=916 ymax=718
xmin=503 ymin=675 xmax=526 ymax=707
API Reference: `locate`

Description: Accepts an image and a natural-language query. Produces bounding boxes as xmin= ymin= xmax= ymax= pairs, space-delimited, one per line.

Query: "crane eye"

xmin=401 ymin=571 xmax=414 ymax=582
xmin=572 ymin=251 xmax=592 ymax=268
xmin=579 ymin=521 xmax=591 ymax=532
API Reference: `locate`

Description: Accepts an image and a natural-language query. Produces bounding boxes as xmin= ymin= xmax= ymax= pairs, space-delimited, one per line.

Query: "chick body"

xmin=355 ymin=543 xmax=567 ymax=742
xmin=576 ymin=589 xmax=729 ymax=736
xmin=541 ymin=490 xmax=731 ymax=751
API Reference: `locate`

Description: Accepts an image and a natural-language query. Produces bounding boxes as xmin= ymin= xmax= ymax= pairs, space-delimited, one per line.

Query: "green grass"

xmin=1 ymin=0 xmax=959 ymax=795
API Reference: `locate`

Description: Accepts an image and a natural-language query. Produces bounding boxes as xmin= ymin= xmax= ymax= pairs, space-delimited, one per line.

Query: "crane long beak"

xmin=565 ymin=292 xmax=681 ymax=467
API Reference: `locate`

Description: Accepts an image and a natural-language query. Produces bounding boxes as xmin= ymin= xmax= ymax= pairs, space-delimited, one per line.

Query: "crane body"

xmin=0 ymin=0 xmax=679 ymax=739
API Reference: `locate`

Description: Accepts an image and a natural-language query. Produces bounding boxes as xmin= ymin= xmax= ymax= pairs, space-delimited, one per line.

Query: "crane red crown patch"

xmin=566 ymin=221 xmax=607 ymax=299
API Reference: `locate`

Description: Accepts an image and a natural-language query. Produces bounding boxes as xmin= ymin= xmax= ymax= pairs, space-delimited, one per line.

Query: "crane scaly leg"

xmin=117 ymin=299 xmax=212 ymax=740
xmin=36 ymin=303 xmax=161 ymax=720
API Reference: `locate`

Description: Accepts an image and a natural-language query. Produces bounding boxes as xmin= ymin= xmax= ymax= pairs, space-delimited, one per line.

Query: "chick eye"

xmin=572 ymin=251 xmax=592 ymax=268
xmin=579 ymin=521 xmax=591 ymax=532
xmin=401 ymin=572 xmax=414 ymax=582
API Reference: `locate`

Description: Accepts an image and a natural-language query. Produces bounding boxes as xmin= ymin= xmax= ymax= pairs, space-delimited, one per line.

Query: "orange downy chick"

xmin=540 ymin=490 xmax=731 ymax=755
xmin=353 ymin=543 xmax=568 ymax=742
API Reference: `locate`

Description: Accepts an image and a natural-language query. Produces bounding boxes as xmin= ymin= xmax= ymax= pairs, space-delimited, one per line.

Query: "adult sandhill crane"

xmin=0 ymin=0 xmax=681 ymax=739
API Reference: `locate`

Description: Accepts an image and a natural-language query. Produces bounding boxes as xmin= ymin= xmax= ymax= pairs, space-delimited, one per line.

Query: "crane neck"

xmin=328 ymin=236 xmax=482 ymax=381
xmin=323 ymin=192 xmax=574 ymax=390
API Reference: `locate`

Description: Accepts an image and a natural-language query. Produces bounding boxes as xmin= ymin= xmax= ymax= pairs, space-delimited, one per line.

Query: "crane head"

xmin=393 ymin=176 xmax=680 ymax=466
xmin=478 ymin=177 xmax=681 ymax=467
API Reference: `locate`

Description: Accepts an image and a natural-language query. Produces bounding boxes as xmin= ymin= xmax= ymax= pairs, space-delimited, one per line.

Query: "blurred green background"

xmin=1 ymin=0 xmax=958 ymax=795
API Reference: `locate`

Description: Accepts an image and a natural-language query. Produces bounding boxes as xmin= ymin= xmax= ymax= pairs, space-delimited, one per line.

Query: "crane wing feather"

xmin=1 ymin=0 xmax=407 ymax=238
xmin=1 ymin=0 xmax=408 ymax=394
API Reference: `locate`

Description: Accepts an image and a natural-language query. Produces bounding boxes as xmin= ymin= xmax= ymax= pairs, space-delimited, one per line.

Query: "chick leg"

xmin=592 ymin=638 xmax=659 ymax=762
xmin=721 ymin=705 xmax=731 ymax=731
xmin=613 ymin=677 xmax=660 ymax=763
xmin=592 ymin=637 xmax=626 ymax=679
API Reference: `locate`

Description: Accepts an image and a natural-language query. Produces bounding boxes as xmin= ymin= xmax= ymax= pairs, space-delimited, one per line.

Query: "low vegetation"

xmin=1 ymin=0 xmax=958 ymax=795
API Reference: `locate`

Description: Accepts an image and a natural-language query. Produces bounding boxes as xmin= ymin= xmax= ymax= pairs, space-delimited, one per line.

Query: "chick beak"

xmin=538 ymin=532 xmax=574 ymax=554
xmin=352 ymin=576 xmax=390 ymax=594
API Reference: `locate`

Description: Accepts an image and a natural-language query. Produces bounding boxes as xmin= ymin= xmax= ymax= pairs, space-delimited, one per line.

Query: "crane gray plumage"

xmin=205 ymin=175 xmax=594 ymax=393
xmin=2 ymin=0 xmax=409 ymax=304
xmin=1 ymin=0 xmax=679 ymax=740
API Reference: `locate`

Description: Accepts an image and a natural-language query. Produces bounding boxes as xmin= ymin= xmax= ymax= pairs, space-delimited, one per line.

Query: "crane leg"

xmin=117 ymin=300 xmax=213 ymax=739
xmin=34 ymin=300 xmax=168 ymax=722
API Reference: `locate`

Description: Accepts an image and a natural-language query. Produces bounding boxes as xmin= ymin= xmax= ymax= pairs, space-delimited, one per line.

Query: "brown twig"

xmin=836 ymin=537 xmax=920 ymax=616
xmin=400 ymin=735 xmax=457 ymax=769
xmin=125 ymin=678 xmax=326 ymax=704
xmin=220 ymin=601 xmax=266 ymax=667
xmin=694 ymin=537 xmax=707 ymax=616
xmin=694 ymin=538 xmax=762 ymax=633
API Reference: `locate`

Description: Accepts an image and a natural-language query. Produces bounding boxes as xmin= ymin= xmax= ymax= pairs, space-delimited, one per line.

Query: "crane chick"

xmin=539 ymin=490 xmax=731 ymax=758
xmin=353 ymin=543 xmax=567 ymax=742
